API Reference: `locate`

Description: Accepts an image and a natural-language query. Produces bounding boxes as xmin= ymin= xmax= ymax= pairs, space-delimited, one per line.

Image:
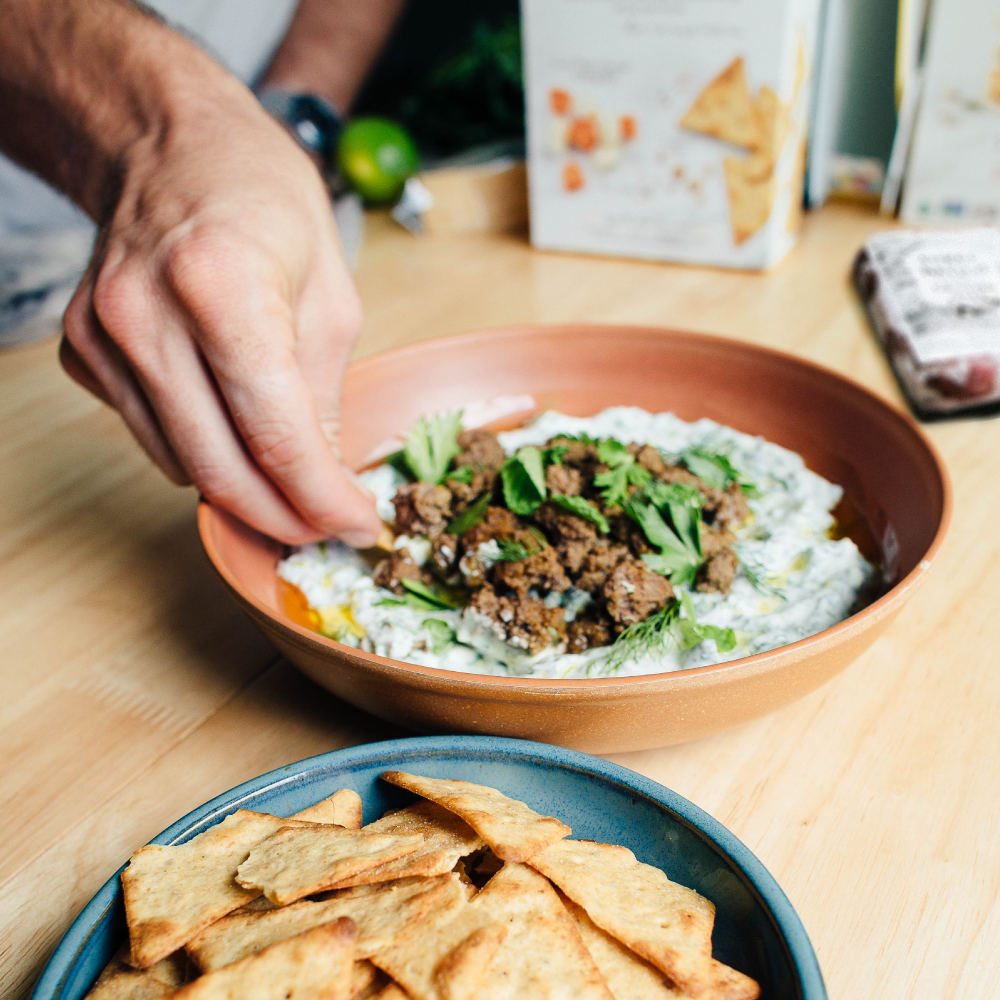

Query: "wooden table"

xmin=2 ymin=201 xmax=997 ymax=1000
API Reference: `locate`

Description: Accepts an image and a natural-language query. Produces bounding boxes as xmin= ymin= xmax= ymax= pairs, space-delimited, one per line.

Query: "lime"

xmin=337 ymin=118 xmax=419 ymax=204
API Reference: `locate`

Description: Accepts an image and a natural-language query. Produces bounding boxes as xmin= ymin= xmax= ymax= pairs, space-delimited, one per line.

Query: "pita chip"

xmin=293 ymin=789 xmax=364 ymax=830
xmin=468 ymin=862 xmax=614 ymax=1000
xmin=564 ymin=894 xmax=759 ymax=1000
xmin=369 ymin=892 xmax=507 ymax=1000
xmin=85 ymin=952 xmax=174 ymax=1000
xmin=752 ymin=86 xmax=788 ymax=170
xmin=235 ymin=823 xmax=424 ymax=905
xmin=723 ymin=156 xmax=777 ymax=245
xmin=173 ymin=919 xmax=356 ymax=1000
xmin=349 ymin=961 xmax=382 ymax=999
xmin=187 ymin=873 xmax=464 ymax=971
xmin=327 ymin=802 xmax=485 ymax=888
xmin=369 ymin=987 xmax=411 ymax=1000
xmin=528 ymin=839 xmax=716 ymax=996
xmin=680 ymin=57 xmax=762 ymax=150
xmin=380 ymin=772 xmax=569 ymax=863
xmin=122 ymin=810 xmax=312 ymax=968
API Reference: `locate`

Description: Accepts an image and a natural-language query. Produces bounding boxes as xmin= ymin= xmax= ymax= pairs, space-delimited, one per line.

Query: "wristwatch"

xmin=256 ymin=89 xmax=343 ymax=162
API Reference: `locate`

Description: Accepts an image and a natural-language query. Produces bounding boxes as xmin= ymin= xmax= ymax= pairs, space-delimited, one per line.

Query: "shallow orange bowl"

xmin=198 ymin=325 xmax=951 ymax=753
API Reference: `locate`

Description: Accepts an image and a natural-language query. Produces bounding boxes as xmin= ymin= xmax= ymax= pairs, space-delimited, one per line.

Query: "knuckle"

xmin=242 ymin=419 xmax=307 ymax=475
xmin=91 ymin=266 xmax=147 ymax=336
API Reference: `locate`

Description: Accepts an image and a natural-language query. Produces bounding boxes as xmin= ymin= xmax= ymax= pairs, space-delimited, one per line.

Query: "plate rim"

xmin=32 ymin=735 xmax=827 ymax=1000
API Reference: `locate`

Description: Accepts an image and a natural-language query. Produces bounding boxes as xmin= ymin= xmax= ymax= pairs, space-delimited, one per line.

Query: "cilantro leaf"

xmin=674 ymin=591 xmax=736 ymax=653
xmin=542 ymin=444 xmax=568 ymax=466
xmin=501 ymin=446 xmax=547 ymax=515
xmin=446 ymin=491 xmax=491 ymax=535
xmin=385 ymin=449 xmax=414 ymax=481
xmin=549 ymin=494 xmax=609 ymax=533
xmin=592 ymin=439 xmax=652 ymax=507
xmin=403 ymin=410 xmax=464 ymax=484
xmin=681 ymin=447 xmax=760 ymax=498
xmin=627 ymin=487 xmax=702 ymax=587
xmin=446 ymin=466 xmax=475 ymax=484
xmin=596 ymin=439 xmax=632 ymax=466
xmin=423 ymin=618 xmax=456 ymax=654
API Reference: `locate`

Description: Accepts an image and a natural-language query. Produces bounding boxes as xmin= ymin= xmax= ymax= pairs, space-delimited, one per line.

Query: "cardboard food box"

xmin=521 ymin=0 xmax=822 ymax=269
xmin=900 ymin=0 xmax=1000 ymax=225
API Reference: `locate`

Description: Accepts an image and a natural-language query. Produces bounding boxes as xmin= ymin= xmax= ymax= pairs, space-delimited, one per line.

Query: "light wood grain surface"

xmin=2 ymin=202 xmax=997 ymax=1000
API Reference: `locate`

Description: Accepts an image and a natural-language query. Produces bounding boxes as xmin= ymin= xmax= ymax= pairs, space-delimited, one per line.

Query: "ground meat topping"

xmin=697 ymin=547 xmax=739 ymax=594
xmin=575 ymin=541 xmax=631 ymax=595
xmin=447 ymin=468 xmax=497 ymax=509
xmin=454 ymin=429 xmax=506 ymax=471
xmin=373 ymin=548 xmax=429 ymax=594
xmin=384 ymin=426 xmax=748 ymax=657
xmin=701 ymin=483 xmax=751 ymax=530
xmin=603 ymin=558 xmax=675 ymax=629
xmin=494 ymin=544 xmax=572 ymax=599
xmin=566 ymin=612 xmax=615 ymax=654
xmin=470 ymin=584 xmax=566 ymax=655
xmin=392 ymin=482 xmax=453 ymax=538
xmin=545 ymin=463 xmax=582 ymax=496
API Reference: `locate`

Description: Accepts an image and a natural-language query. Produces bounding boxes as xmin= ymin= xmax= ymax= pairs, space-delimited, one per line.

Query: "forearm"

xmin=259 ymin=0 xmax=405 ymax=112
xmin=0 ymin=0 xmax=256 ymax=221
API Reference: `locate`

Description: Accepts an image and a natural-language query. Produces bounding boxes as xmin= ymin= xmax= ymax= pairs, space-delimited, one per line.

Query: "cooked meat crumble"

xmin=374 ymin=427 xmax=748 ymax=656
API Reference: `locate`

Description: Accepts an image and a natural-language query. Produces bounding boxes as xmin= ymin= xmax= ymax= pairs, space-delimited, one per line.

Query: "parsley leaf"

xmin=542 ymin=444 xmax=569 ymax=466
xmin=674 ymin=591 xmax=736 ymax=653
xmin=501 ymin=446 xmax=547 ymax=515
xmin=549 ymin=494 xmax=609 ymax=533
xmin=403 ymin=410 xmax=464 ymax=484
xmin=423 ymin=618 xmax=456 ymax=654
xmin=593 ymin=440 xmax=652 ymax=508
xmin=681 ymin=447 xmax=760 ymax=498
xmin=627 ymin=484 xmax=703 ymax=587
xmin=446 ymin=491 xmax=491 ymax=535
xmin=446 ymin=465 xmax=475 ymax=484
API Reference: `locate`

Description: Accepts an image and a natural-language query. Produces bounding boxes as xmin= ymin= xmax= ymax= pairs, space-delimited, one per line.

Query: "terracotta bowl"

xmin=198 ymin=325 xmax=951 ymax=753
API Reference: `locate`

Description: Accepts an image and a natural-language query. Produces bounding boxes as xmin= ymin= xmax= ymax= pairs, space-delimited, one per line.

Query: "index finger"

xmin=169 ymin=240 xmax=381 ymax=545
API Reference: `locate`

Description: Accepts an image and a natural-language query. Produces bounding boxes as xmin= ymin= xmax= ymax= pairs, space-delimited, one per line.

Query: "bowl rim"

xmin=30 ymin=736 xmax=827 ymax=1000
xmin=198 ymin=323 xmax=953 ymax=690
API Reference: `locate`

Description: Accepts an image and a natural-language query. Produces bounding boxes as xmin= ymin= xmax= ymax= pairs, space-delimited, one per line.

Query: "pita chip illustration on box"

xmin=522 ymin=0 xmax=821 ymax=269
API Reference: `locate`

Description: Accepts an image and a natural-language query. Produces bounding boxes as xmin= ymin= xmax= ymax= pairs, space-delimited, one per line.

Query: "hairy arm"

xmin=0 ymin=0 xmax=391 ymax=545
xmin=260 ymin=0 xmax=406 ymax=113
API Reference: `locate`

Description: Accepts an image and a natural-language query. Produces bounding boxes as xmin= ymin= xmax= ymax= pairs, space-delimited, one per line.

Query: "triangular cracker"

xmin=468 ymin=862 xmax=614 ymax=1000
xmin=235 ymin=823 xmax=424 ymax=905
xmin=680 ymin=57 xmax=762 ymax=150
xmin=380 ymin=772 xmax=569 ymax=863
xmin=349 ymin=960 xmax=382 ymax=999
xmin=752 ymin=86 xmax=788 ymax=170
xmin=327 ymin=802 xmax=485 ymax=888
xmin=172 ymin=919 xmax=356 ymax=1000
xmin=369 ymin=986 xmax=411 ymax=1000
xmin=85 ymin=953 xmax=174 ymax=1000
xmin=723 ymin=156 xmax=777 ymax=245
xmin=293 ymin=789 xmax=363 ymax=830
xmin=564 ymin=893 xmax=760 ymax=1000
xmin=369 ymin=892 xmax=507 ymax=1000
xmin=122 ymin=810 xmax=312 ymax=968
xmin=528 ymin=839 xmax=716 ymax=996
xmin=187 ymin=873 xmax=464 ymax=971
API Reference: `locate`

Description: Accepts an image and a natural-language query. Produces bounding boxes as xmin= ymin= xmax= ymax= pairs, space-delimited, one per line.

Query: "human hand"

xmin=59 ymin=68 xmax=381 ymax=546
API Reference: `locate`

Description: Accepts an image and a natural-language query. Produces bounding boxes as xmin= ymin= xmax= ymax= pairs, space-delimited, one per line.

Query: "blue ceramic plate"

xmin=32 ymin=737 xmax=826 ymax=1000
